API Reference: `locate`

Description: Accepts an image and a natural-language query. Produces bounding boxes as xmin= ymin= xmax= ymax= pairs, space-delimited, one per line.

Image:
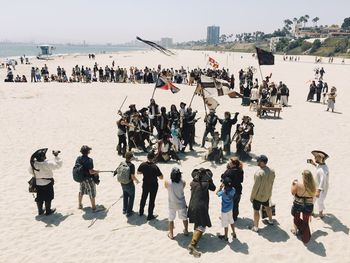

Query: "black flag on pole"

xmin=256 ymin=47 xmax=274 ymax=65
xmin=136 ymin=36 xmax=175 ymax=56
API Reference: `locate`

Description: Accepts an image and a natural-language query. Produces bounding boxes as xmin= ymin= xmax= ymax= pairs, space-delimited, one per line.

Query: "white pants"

xmin=280 ymin=95 xmax=288 ymax=106
xmin=270 ymin=95 xmax=277 ymax=105
xmin=316 ymin=190 xmax=327 ymax=212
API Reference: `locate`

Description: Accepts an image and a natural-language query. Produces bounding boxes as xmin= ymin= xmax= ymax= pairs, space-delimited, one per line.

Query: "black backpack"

xmin=72 ymin=157 xmax=86 ymax=183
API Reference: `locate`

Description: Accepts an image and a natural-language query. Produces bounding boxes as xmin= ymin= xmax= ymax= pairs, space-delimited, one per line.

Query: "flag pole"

xmin=151 ymin=85 xmax=157 ymax=100
xmin=188 ymin=90 xmax=196 ymax=108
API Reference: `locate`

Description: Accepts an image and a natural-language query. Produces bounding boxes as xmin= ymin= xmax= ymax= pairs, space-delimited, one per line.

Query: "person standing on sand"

xmin=250 ymin=155 xmax=275 ymax=232
xmin=221 ymin=157 xmax=244 ymax=222
xmin=326 ymin=87 xmax=337 ymax=112
xmin=308 ymin=150 xmax=329 ymax=218
xmin=165 ymin=168 xmax=189 ymax=240
xmin=216 ymin=177 xmax=237 ymax=242
xmin=187 ymin=168 xmax=216 ymax=257
xmin=137 ymin=151 xmax=163 ymax=220
xmin=77 ymin=146 xmax=100 ymax=211
xmin=291 ymin=170 xmax=316 ymax=243
xmin=29 ymin=148 xmax=62 ymax=215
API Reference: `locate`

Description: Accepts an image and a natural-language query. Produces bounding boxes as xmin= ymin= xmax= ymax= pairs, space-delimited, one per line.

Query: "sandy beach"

xmin=1 ymin=50 xmax=349 ymax=263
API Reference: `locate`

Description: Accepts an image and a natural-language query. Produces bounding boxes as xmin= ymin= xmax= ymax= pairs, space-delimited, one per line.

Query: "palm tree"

xmin=304 ymin=15 xmax=310 ymax=27
xmin=312 ymin=17 xmax=320 ymax=27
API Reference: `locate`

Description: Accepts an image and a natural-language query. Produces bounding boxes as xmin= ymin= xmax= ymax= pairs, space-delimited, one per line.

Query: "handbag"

xmin=28 ymin=169 xmax=37 ymax=193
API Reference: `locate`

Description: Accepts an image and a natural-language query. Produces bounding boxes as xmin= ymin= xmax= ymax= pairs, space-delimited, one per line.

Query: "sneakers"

xmin=250 ymin=226 xmax=259 ymax=232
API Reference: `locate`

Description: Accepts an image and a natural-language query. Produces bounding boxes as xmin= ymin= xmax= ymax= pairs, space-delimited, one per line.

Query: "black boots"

xmin=45 ymin=200 xmax=56 ymax=216
xmin=37 ymin=201 xmax=44 ymax=215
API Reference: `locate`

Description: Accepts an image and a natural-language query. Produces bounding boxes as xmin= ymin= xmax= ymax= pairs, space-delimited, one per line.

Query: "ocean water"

xmin=0 ymin=43 xmax=145 ymax=58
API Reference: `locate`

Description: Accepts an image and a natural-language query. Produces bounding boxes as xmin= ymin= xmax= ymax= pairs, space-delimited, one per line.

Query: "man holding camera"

xmin=77 ymin=145 xmax=100 ymax=212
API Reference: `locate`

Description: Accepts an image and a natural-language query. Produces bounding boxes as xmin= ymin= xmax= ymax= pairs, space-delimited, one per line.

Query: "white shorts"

xmin=221 ymin=211 xmax=234 ymax=227
xmin=168 ymin=208 xmax=187 ymax=221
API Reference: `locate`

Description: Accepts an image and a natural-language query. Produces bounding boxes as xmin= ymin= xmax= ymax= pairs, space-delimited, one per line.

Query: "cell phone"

xmin=307 ymin=159 xmax=312 ymax=164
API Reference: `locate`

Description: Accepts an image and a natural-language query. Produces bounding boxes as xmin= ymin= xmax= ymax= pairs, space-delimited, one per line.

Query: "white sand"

xmin=0 ymin=50 xmax=349 ymax=262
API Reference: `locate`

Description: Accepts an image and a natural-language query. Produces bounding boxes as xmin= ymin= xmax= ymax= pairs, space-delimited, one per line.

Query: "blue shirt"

xmin=217 ymin=188 xmax=236 ymax=213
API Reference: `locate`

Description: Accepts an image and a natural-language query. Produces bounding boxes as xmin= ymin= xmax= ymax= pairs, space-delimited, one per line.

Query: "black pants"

xmin=232 ymin=193 xmax=241 ymax=221
xmin=201 ymin=128 xmax=214 ymax=147
xmin=118 ymin=134 xmax=127 ymax=156
xmin=139 ymin=184 xmax=158 ymax=216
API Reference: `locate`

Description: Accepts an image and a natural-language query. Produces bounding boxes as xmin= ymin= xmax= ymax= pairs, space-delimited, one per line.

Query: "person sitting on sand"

xmin=165 ymin=167 xmax=189 ymax=240
xmin=217 ymin=177 xmax=237 ymax=242
xmin=155 ymin=134 xmax=180 ymax=163
xmin=187 ymin=168 xmax=216 ymax=257
xmin=205 ymin=131 xmax=225 ymax=164
xmin=291 ymin=170 xmax=316 ymax=243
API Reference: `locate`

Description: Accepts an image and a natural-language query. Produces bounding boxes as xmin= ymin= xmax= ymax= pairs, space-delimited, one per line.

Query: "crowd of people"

xmin=29 ymin=145 xmax=330 ymax=257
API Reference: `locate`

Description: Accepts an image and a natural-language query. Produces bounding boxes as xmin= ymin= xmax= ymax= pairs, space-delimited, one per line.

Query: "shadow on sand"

xmin=305 ymin=230 xmax=328 ymax=257
xmin=322 ymin=214 xmax=349 ymax=235
xmin=35 ymin=212 xmax=73 ymax=227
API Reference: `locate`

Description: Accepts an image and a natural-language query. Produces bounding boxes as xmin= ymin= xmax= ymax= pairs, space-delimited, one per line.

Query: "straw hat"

xmin=311 ymin=150 xmax=329 ymax=161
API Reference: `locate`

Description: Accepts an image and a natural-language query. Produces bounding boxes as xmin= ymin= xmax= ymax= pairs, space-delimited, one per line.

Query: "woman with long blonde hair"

xmin=291 ymin=170 xmax=316 ymax=243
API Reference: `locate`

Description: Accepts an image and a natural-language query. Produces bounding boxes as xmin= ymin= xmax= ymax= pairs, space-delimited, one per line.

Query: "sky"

xmin=0 ymin=0 xmax=349 ymax=44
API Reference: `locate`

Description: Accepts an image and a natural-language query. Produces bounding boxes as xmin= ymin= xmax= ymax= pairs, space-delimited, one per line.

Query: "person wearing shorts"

xmin=250 ymin=155 xmax=275 ymax=232
xmin=165 ymin=167 xmax=188 ymax=240
xmin=217 ymin=177 xmax=236 ymax=241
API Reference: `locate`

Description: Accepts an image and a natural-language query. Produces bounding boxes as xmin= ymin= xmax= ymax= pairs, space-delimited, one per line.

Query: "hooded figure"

xmin=187 ymin=168 xmax=216 ymax=257
xmin=29 ymin=148 xmax=62 ymax=216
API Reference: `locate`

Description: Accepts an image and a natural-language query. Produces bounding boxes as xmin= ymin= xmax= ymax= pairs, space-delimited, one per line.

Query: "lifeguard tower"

xmin=37 ymin=45 xmax=55 ymax=60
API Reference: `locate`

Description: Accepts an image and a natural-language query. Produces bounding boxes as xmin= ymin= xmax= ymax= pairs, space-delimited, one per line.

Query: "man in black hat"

xmin=201 ymin=109 xmax=218 ymax=148
xmin=250 ymin=155 xmax=275 ymax=232
xmin=235 ymin=116 xmax=254 ymax=161
xmin=29 ymin=148 xmax=62 ymax=215
xmin=137 ymin=151 xmax=163 ymax=220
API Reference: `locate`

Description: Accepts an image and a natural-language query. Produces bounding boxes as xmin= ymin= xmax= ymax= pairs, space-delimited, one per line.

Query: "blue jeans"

xmin=121 ymin=183 xmax=135 ymax=214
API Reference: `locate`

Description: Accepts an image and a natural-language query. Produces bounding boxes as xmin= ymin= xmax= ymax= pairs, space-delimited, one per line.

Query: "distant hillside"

xmin=177 ymin=42 xmax=270 ymax=54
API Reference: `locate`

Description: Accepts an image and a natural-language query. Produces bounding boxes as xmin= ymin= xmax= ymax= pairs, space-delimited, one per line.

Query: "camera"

xmin=52 ymin=150 xmax=61 ymax=156
xmin=307 ymin=159 xmax=312 ymax=164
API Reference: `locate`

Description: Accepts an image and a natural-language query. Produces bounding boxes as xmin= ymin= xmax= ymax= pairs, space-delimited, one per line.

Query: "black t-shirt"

xmin=77 ymin=155 xmax=93 ymax=178
xmin=137 ymin=161 xmax=162 ymax=185
xmin=126 ymin=161 xmax=135 ymax=180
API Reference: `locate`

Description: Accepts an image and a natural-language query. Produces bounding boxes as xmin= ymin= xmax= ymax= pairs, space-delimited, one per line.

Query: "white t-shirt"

xmin=250 ymin=88 xmax=259 ymax=100
xmin=166 ymin=180 xmax=187 ymax=210
xmin=316 ymin=164 xmax=329 ymax=193
xmin=29 ymin=157 xmax=62 ymax=186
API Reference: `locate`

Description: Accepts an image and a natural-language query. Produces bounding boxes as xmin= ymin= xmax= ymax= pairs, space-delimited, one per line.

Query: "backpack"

xmin=114 ymin=162 xmax=131 ymax=184
xmin=72 ymin=157 xmax=86 ymax=183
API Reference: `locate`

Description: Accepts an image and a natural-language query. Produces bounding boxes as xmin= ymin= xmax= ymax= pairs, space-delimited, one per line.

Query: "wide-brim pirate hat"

xmin=311 ymin=150 xmax=329 ymax=161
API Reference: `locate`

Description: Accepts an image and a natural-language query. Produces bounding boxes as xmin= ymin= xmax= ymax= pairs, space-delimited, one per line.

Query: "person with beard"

xmin=201 ymin=109 xmax=218 ymax=148
xmin=157 ymin=106 xmax=169 ymax=139
xmin=187 ymin=168 xmax=216 ymax=257
xmin=29 ymin=148 xmax=62 ymax=215
xmin=307 ymin=81 xmax=316 ymax=102
xmin=235 ymin=116 xmax=254 ymax=161
xmin=182 ymin=108 xmax=198 ymax=152
xmin=221 ymin=157 xmax=244 ymax=222
xmin=148 ymin=99 xmax=160 ymax=134
xmin=219 ymin=112 xmax=239 ymax=156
